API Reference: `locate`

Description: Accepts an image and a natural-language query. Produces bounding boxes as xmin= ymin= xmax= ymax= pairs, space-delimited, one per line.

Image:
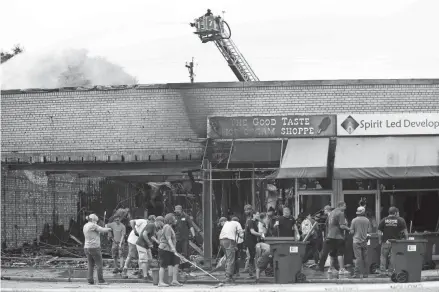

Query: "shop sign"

xmin=337 ymin=113 xmax=439 ymax=136
xmin=207 ymin=115 xmax=336 ymax=138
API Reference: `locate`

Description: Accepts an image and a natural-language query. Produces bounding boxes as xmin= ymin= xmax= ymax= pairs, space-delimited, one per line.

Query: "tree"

xmin=1 ymin=45 xmax=23 ymax=64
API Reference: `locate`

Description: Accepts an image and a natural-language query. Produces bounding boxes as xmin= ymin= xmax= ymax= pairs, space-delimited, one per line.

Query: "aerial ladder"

xmin=190 ymin=9 xmax=259 ymax=82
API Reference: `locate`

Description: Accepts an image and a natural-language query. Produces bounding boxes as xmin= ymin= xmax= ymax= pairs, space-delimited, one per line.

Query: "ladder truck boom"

xmin=190 ymin=10 xmax=259 ymax=82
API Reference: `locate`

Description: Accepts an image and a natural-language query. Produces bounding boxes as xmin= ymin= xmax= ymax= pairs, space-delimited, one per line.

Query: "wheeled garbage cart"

xmin=389 ymin=239 xmax=427 ymax=283
xmin=265 ymin=237 xmax=308 ymax=284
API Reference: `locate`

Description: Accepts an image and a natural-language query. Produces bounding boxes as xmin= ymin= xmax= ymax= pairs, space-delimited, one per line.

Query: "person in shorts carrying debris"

xmin=121 ymin=215 xmax=148 ymax=279
xmin=106 ymin=215 xmax=126 ymax=273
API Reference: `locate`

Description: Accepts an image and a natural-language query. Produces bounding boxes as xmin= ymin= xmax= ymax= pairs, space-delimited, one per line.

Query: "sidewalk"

xmin=2 ymin=280 xmax=439 ymax=292
xmin=1 ymin=266 xmax=439 ymax=284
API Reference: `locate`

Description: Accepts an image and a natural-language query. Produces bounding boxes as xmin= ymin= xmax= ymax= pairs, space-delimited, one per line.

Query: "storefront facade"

xmin=335 ymin=113 xmax=439 ymax=232
xmin=2 ymin=79 xmax=439 ymax=255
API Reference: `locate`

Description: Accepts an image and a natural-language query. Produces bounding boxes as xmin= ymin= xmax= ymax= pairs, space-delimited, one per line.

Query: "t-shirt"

xmin=175 ymin=213 xmax=193 ymax=241
xmin=159 ymin=224 xmax=176 ymax=251
xmin=83 ymin=222 xmax=106 ymax=249
xmin=107 ymin=222 xmax=126 ymax=243
xmin=350 ymin=216 xmax=371 ymax=243
xmin=378 ymin=215 xmax=407 ymax=242
xmin=219 ymin=221 xmax=243 ymax=242
xmin=327 ymin=208 xmax=346 ymax=240
xmin=136 ymin=223 xmax=156 ymax=249
xmin=277 ymin=216 xmax=296 ymax=237
xmin=245 ymin=219 xmax=259 ymax=246
xmin=127 ymin=219 xmax=148 ymax=245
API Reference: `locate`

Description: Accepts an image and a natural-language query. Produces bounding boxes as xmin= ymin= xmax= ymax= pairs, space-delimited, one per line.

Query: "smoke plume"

xmin=1 ymin=49 xmax=138 ymax=90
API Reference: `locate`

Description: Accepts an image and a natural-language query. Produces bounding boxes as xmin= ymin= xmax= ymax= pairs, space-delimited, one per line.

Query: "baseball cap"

xmin=356 ymin=206 xmax=366 ymax=215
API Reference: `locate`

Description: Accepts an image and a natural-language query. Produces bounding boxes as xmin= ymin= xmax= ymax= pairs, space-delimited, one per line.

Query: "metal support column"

xmin=251 ymin=168 xmax=256 ymax=210
xmin=202 ymin=159 xmax=212 ymax=269
xmin=376 ymin=179 xmax=381 ymax=224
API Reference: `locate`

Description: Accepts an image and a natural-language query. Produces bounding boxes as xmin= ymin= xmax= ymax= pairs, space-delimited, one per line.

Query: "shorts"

xmin=111 ymin=242 xmax=127 ymax=258
xmin=327 ymin=238 xmax=345 ymax=257
xmin=127 ymin=243 xmax=138 ymax=259
xmin=158 ymin=249 xmax=179 ymax=268
xmin=256 ymin=243 xmax=272 ymax=270
xmin=136 ymin=245 xmax=153 ymax=263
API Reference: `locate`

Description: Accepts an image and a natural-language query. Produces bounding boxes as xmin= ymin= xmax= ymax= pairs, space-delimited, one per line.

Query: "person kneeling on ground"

xmin=83 ymin=214 xmax=112 ymax=285
xmin=136 ymin=216 xmax=165 ymax=282
xmin=158 ymin=213 xmax=183 ymax=287
xmin=255 ymin=242 xmax=272 ymax=283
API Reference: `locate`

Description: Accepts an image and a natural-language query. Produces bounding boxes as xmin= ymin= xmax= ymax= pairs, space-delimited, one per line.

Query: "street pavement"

xmin=2 ymin=280 xmax=439 ymax=292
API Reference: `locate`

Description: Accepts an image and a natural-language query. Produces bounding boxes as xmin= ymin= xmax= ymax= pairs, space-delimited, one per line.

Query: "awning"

xmin=275 ymin=138 xmax=330 ymax=178
xmin=334 ymin=137 xmax=439 ymax=179
xmin=210 ymin=141 xmax=283 ymax=164
xmin=230 ymin=141 xmax=283 ymax=163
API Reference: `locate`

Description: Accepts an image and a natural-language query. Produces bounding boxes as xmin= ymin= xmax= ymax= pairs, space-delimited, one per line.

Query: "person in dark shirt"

xmin=326 ymin=202 xmax=351 ymax=275
xmin=316 ymin=205 xmax=334 ymax=272
xmin=274 ymin=207 xmax=300 ymax=239
xmin=136 ymin=217 xmax=164 ymax=280
xmin=174 ymin=205 xmax=195 ymax=271
xmin=244 ymin=211 xmax=264 ymax=278
xmin=378 ymin=206 xmax=408 ymax=275
xmin=265 ymin=207 xmax=276 ymax=237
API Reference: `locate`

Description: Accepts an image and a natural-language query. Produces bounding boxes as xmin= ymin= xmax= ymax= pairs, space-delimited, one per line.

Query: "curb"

xmin=2 ymin=275 xmax=439 ymax=284
xmin=2 ymin=281 xmax=439 ymax=292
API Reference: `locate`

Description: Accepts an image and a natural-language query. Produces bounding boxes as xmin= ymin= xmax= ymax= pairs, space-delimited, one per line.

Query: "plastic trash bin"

xmin=408 ymin=232 xmax=439 ymax=270
xmin=389 ymin=239 xmax=427 ymax=283
xmin=265 ymin=237 xmax=308 ymax=284
xmin=366 ymin=234 xmax=380 ymax=274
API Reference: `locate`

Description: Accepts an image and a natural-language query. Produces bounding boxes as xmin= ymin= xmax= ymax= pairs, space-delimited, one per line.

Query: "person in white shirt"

xmin=121 ymin=216 xmax=148 ymax=279
xmin=219 ymin=217 xmax=244 ymax=283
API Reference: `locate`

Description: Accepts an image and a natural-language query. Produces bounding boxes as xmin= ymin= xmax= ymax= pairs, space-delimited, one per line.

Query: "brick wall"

xmin=0 ymin=170 xmax=90 ymax=248
xmin=2 ymin=80 xmax=439 ymax=163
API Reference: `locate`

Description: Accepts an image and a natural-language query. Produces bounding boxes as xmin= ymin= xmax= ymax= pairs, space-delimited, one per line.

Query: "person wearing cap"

xmin=377 ymin=206 xmax=408 ymax=275
xmin=350 ymin=206 xmax=372 ymax=278
xmin=136 ymin=216 xmax=165 ymax=281
xmin=174 ymin=205 xmax=195 ymax=271
xmin=106 ymin=215 xmax=126 ymax=274
xmin=121 ymin=213 xmax=149 ymax=279
xmin=158 ymin=213 xmax=182 ymax=287
xmin=219 ymin=216 xmax=244 ymax=283
xmin=83 ymin=214 xmax=112 ymax=285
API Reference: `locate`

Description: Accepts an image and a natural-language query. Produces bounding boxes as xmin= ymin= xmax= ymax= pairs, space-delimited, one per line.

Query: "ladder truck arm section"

xmin=190 ymin=10 xmax=259 ymax=82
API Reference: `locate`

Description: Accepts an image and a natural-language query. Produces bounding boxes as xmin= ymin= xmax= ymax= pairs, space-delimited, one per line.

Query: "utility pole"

xmin=185 ymin=57 xmax=195 ymax=83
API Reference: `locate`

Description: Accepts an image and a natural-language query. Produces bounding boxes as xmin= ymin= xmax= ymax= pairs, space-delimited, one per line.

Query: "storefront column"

xmin=202 ymin=159 xmax=212 ymax=268
xmin=251 ymin=169 xmax=256 ymax=210
xmin=294 ymin=179 xmax=299 ymax=218
xmin=333 ymin=179 xmax=342 ymax=207
xmin=376 ymin=179 xmax=381 ymax=223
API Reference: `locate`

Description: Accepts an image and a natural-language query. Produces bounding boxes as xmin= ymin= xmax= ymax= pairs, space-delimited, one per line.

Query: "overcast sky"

xmin=2 ymin=0 xmax=439 ymax=84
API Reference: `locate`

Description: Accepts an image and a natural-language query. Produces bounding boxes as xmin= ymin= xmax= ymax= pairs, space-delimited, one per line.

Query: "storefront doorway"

xmin=298 ymin=193 xmax=332 ymax=217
